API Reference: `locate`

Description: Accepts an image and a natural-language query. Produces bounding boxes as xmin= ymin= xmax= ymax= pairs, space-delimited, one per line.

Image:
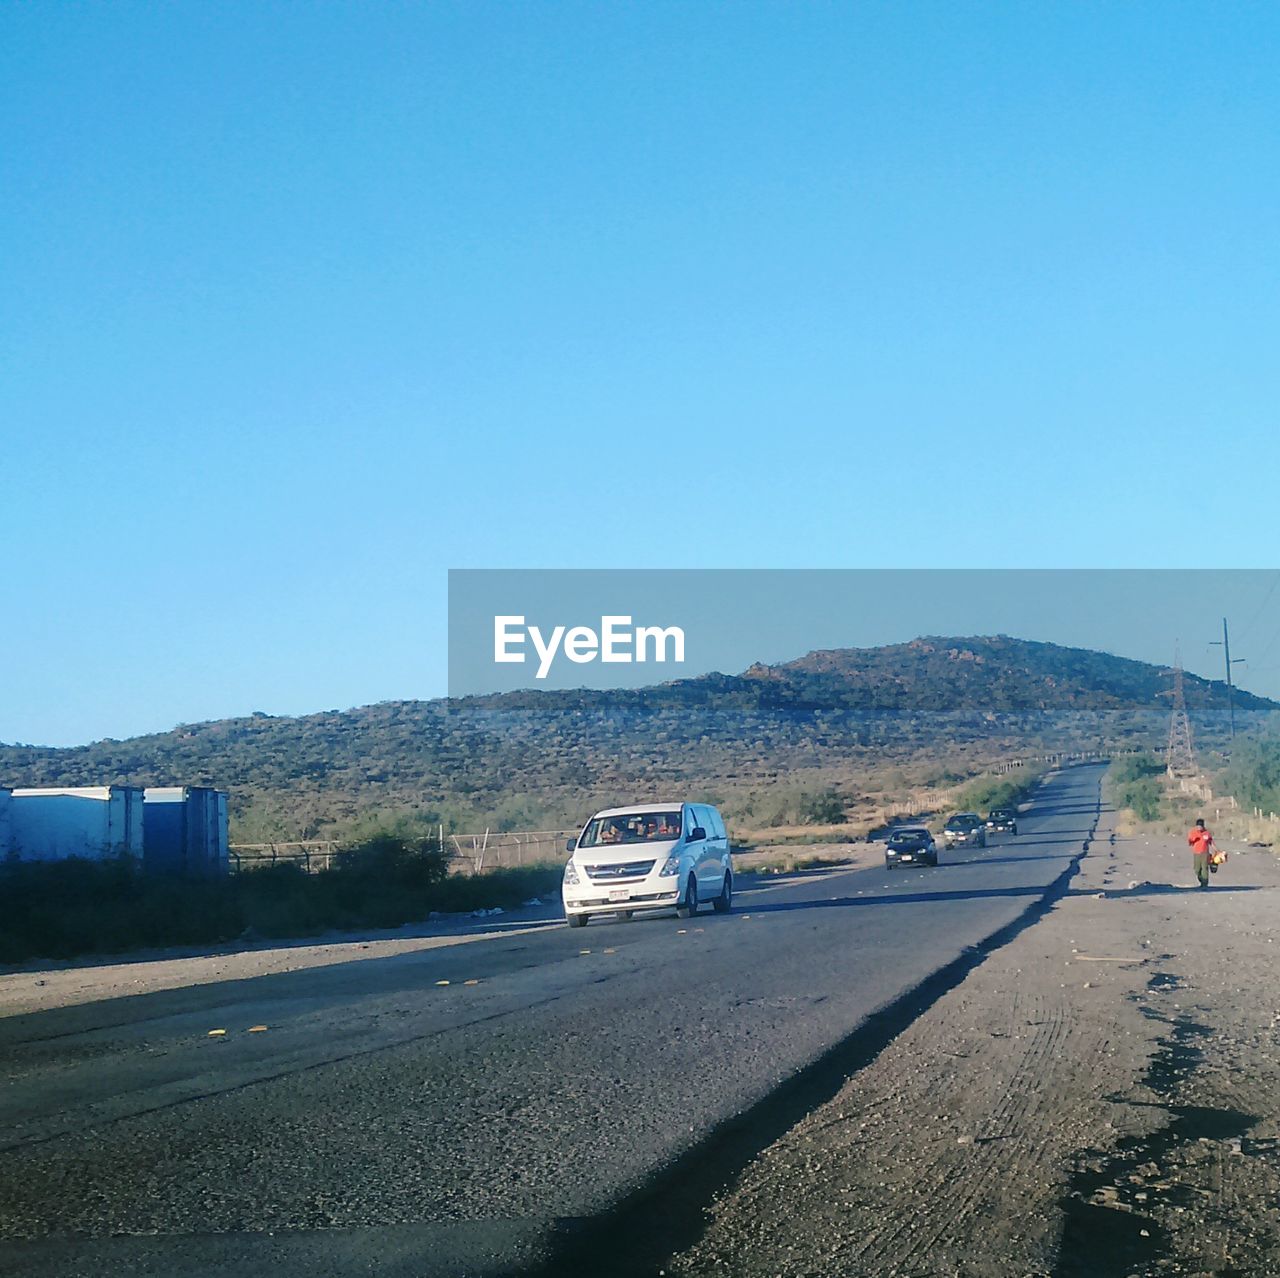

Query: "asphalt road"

xmin=0 ymin=765 xmax=1105 ymax=1278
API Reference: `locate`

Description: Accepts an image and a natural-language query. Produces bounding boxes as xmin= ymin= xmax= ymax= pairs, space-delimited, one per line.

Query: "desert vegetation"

xmin=0 ymin=835 xmax=561 ymax=964
xmin=0 ymin=637 xmax=1259 ymax=844
xmin=1107 ymin=753 xmax=1167 ymax=822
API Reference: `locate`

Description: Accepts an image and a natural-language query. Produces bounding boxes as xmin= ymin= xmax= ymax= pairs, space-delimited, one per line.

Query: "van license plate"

xmin=900 ymin=854 xmax=913 ymax=861
xmin=609 ymin=889 xmax=629 ymax=902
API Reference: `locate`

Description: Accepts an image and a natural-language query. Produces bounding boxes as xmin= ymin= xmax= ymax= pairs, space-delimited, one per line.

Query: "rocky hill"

xmin=1 ymin=636 xmax=1268 ymax=839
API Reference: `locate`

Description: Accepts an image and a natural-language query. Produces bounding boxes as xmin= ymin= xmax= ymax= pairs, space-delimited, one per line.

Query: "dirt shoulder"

xmin=672 ymin=811 xmax=1280 ymax=1277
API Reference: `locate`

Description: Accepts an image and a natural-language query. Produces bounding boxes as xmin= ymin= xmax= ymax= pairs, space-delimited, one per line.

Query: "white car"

xmin=562 ymin=802 xmax=732 ymax=928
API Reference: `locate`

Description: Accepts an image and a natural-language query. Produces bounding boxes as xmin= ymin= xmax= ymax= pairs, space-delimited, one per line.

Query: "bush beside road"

xmin=952 ymin=762 xmax=1046 ymax=817
xmin=0 ymin=836 xmax=562 ymax=964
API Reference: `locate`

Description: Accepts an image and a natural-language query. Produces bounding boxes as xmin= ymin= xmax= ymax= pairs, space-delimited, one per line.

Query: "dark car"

xmin=985 ymin=807 xmax=1019 ymax=836
xmin=885 ymin=826 xmax=938 ymax=869
xmin=943 ymin=812 xmax=987 ymax=849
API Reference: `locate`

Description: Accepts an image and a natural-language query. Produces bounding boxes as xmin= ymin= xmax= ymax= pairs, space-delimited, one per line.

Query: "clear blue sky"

xmin=3 ymin=3 xmax=1279 ymax=746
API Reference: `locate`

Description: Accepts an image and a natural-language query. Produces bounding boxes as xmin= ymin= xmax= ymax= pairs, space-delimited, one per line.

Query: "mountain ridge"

xmin=1 ymin=636 xmax=1271 ymax=839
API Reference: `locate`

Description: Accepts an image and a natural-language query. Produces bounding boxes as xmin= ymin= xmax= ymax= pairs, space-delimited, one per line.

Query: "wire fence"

xmin=228 ymin=842 xmax=339 ymax=874
xmin=227 ymin=832 xmax=574 ymax=876
xmin=446 ymin=830 xmax=575 ymax=874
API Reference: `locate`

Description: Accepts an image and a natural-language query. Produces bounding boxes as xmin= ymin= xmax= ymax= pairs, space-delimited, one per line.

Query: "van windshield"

xmin=580 ymin=811 xmax=682 ymax=848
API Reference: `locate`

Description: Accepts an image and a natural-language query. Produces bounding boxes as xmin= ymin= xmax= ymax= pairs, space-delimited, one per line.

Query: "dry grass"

xmin=734 ymin=843 xmax=882 ymax=876
xmin=1108 ymin=776 xmax=1279 ymax=851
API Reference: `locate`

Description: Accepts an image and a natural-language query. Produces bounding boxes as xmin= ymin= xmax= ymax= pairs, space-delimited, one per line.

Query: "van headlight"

xmin=563 ymin=861 xmax=580 ymax=886
xmin=659 ymin=854 xmax=681 ymax=877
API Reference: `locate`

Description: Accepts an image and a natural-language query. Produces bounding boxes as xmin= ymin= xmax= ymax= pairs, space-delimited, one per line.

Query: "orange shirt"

xmin=1188 ymin=827 xmax=1214 ymax=854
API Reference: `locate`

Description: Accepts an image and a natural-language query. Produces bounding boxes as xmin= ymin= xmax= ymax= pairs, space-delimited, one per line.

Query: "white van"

xmin=561 ymin=802 xmax=732 ymax=928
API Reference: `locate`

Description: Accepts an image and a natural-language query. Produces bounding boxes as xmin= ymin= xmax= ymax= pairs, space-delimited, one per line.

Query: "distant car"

xmin=985 ymin=807 xmax=1019 ymax=836
xmin=885 ymin=826 xmax=938 ymax=869
xmin=943 ymin=813 xmax=987 ymax=849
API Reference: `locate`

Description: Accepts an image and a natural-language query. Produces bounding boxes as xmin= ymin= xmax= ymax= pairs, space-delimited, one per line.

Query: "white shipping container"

xmin=8 ymin=787 xmax=145 ymax=862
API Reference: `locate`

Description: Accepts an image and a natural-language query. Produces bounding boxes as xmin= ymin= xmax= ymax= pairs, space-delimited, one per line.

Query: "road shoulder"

xmin=673 ymin=813 xmax=1280 ymax=1277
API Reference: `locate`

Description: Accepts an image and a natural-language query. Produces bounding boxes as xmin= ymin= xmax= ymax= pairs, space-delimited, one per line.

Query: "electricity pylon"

xmin=1161 ymin=647 xmax=1198 ymax=778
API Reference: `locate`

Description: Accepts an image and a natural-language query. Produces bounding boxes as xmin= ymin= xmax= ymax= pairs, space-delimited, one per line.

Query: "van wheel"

xmin=567 ymin=913 xmax=588 ymax=928
xmin=620 ymin=911 xmax=634 ymax=921
xmin=677 ymin=875 xmax=698 ymax=919
xmin=713 ymin=872 xmax=732 ymax=913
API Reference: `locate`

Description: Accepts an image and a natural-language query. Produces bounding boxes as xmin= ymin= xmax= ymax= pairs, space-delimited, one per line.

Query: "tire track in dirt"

xmin=665 ymin=787 xmax=1115 ymax=1278
xmin=856 ymin=978 xmax=1108 ymax=1276
xmin=888 ymin=807 xmax=1105 ymax=1268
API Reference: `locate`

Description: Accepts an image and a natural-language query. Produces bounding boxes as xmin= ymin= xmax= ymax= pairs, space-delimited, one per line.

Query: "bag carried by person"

xmin=1210 ymin=849 xmax=1228 ymax=872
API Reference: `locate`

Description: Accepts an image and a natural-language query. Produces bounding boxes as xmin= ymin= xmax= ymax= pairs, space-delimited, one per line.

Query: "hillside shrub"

xmin=1117 ymin=776 xmax=1164 ymax=822
xmin=744 ymin=785 xmax=845 ymax=827
xmin=1111 ymin=752 xmax=1165 ymax=785
xmin=1220 ymin=735 xmax=1280 ymax=814
xmin=1108 ymin=753 xmax=1166 ymax=822
xmin=955 ymin=768 xmax=1044 ymax=815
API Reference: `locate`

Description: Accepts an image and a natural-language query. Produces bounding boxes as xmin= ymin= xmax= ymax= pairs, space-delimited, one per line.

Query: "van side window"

xmin=710 ymin=808 xmax=726 ymax=841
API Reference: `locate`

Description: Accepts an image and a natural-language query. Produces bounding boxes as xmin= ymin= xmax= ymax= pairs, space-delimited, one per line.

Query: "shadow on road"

xmin=746 ymin=885 xmax=1051 ymax=912
xmin=1073 ymin=882 xmax=1269 ymax=899
xmin=739 ymin=880 xmax=1265 ymax=917
xmin=998 ymin=832 xmax=1095 ymax=845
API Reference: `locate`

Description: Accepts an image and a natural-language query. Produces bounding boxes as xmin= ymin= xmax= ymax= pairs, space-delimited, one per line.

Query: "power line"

xmin=1235 ymin=570 xmax=1280 ymax=647
xmin=1251 ymin=619 xmax=1280 ymax=680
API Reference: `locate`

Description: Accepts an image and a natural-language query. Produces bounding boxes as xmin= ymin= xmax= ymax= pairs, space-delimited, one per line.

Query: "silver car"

xmin=943 ymin=812 xmax=987 ymax=849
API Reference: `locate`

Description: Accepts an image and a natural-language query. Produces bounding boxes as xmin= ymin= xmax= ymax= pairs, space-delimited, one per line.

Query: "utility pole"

xmin=1210 ymin=616 xmax=1246 ymax=741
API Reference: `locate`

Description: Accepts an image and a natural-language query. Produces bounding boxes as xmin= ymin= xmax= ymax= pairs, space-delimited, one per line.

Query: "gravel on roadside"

xmin=671 ymin=812 xmax=1280 ymax=1277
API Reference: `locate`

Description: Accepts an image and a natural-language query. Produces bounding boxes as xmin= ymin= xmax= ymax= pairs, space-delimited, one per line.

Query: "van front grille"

xmin=584 ymin=860 xmax=656 ymax=882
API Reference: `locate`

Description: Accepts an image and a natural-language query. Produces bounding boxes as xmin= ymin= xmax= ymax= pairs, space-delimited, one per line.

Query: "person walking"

xmin=1188 ymin=818 xmax=1215 ymax=889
